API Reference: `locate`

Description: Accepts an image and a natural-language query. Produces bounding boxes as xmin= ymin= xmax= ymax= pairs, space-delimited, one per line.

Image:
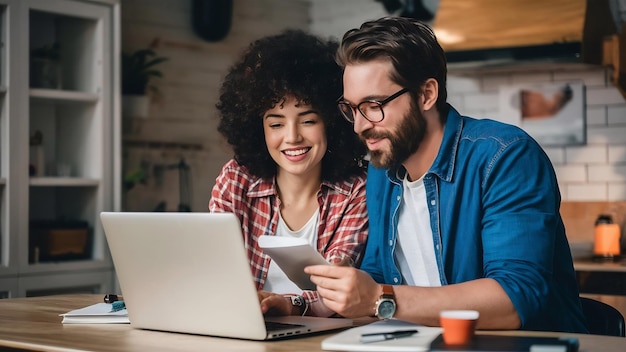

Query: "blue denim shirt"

xmin=361 ymin=105 xmax=588 ymax=333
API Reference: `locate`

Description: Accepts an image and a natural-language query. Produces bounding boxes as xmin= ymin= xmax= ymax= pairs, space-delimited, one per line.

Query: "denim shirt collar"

xmin=385 ymin=104 xmax=463 ymax=184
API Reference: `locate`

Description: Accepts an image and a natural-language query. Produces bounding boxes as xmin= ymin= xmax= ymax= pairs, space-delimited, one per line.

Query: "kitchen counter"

xmin=574 ymin=257 xmax=626 ymax=300
xmin=574 ymin=257 xmax=626 ymax=272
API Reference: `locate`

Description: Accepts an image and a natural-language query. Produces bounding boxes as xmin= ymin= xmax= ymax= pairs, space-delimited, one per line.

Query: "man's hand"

xmin=257 ymin=291 xmax=292 ymax=316
xmin=305 ymin=265 xmax=380 ymax=318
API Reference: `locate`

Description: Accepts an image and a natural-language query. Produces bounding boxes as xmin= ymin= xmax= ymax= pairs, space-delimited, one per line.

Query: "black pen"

xmin=104 ymin=294 xmax=123 ymax=303
xmin=360 ymin=329 xmax=419 ymax=343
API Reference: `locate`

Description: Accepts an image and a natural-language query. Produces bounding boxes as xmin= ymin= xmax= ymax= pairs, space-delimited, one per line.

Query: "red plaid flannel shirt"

xmin=209 ymin=159 xmax=368 ymax=316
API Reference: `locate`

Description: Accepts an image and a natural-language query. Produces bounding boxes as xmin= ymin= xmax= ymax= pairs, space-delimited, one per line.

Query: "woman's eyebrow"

xmin=298 ymin=109 xmax=318 ymax=116
xmin=265 ymin=109 xmax=318 ymax=119
xmin=265 ymin=113 xmax=285 ymax=119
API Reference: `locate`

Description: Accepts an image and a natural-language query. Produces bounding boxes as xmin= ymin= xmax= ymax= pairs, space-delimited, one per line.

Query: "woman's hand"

xmin=258 ymin=291 xmax=293 ymax=316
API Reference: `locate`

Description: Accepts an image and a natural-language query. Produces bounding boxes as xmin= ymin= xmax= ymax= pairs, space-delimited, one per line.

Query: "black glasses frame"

xmin=337 ymin=88 xmax=409 ymax=123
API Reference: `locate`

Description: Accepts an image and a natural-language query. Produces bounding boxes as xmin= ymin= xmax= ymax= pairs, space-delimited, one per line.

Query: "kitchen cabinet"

xmin=0 ymin=0 xmax=120 ymax=298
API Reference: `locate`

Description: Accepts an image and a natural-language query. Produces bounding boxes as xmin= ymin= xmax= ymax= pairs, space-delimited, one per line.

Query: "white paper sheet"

xmin=258 ymin=235 xmax=328 ymax=290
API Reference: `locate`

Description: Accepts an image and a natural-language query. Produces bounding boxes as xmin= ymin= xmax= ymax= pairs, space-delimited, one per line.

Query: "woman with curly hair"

xmin=208 ymin=30 xmax=368 ymax=317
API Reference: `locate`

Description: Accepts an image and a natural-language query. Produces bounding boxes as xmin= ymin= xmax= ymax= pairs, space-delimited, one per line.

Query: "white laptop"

xmin=100 ymin=211 xmax=353 ymax=340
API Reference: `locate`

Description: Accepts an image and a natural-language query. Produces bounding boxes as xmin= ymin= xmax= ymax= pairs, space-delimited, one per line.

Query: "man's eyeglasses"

xmin=337 ymin=88 xmax=409 ymax=123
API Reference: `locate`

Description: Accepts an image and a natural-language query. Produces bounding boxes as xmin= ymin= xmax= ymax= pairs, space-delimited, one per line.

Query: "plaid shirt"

xmin=209 ymin=159 xmax=368 ymax=316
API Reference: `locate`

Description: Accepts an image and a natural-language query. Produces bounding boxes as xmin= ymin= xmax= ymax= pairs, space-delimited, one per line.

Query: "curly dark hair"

xmin=216 ymin=29 xmax=367 ymax=182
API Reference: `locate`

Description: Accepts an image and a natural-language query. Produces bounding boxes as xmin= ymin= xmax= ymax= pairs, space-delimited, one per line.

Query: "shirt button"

xmin=388 ymin=240 xmax=393 ymax=246
xmin=397 ymin=196 xmax=401 ymax=201
xmin=393 ymin=277 xmax=399 ymax=283
xmin=431 ymin=200 xmax=436 ymax=205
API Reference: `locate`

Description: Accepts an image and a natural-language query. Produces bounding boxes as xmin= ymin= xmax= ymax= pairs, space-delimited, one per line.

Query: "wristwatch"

xmin=290 ymin=295 xmax=306 ymax=315
xmin=374 ymin=284 xmax=396 ymax=319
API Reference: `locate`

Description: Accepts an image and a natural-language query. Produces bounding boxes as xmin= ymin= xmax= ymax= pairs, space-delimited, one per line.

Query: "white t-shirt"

xmin=395 ymin=174 xmax=441 ymax=286
xmin=263 ymin=208 xmax=319 ymax=294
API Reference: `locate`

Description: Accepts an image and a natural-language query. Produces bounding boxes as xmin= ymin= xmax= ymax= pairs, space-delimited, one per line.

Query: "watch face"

xmin=377 ymin=299 xmax=396 ymax=319
xmin=291 ymin=295 xmax=305 ymax=307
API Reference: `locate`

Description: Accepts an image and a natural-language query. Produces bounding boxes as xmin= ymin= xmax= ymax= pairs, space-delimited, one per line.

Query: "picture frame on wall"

xmin=498 ymin=81 xmax=586 ymax=146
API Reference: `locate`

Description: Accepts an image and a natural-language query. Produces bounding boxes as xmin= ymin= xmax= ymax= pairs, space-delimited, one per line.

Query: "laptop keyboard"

xmin=265 ymin=321 xmax=305 ymax=331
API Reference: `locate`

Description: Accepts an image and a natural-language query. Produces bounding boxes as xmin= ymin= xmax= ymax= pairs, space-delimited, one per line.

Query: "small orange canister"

xmin=593 ymin=214 xmax=621 ymax=260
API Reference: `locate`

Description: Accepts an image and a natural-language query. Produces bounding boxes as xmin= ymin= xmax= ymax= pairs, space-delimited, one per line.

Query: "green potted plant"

xmin=121 ymin=48 xmax=168 ymax=118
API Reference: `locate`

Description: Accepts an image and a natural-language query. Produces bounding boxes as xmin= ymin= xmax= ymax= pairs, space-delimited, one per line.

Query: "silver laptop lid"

xmin=101 ymin=212 xmax=353 ymax=341
xmin=101 ymin=212 xmax=269 ymax=340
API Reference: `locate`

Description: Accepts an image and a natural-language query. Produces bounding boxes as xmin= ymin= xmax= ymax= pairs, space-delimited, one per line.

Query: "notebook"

xmin=321 ymin=319 xmax=443 ymax=351
xmin=100 ymin=211 xmax=353 ymax=340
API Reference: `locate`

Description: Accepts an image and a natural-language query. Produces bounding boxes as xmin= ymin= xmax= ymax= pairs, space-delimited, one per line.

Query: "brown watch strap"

xmin=373 ymin=284 xmax=396 ymax=318
xmin=381 ymin=284 xmax=394 ymax=298
xmin=289 ymin=295 xmax=307 ymax=315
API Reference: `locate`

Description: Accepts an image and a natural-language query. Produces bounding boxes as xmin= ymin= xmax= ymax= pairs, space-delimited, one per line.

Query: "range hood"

xmin=431 ymin=0 xmax=617 ymax=68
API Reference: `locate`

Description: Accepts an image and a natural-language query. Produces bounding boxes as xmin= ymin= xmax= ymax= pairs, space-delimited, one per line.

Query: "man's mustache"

xmin=360 ymin=129 xmax=391 ymax=142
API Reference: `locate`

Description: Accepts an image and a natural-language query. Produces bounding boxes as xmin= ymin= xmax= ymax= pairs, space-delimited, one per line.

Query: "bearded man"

xmin=305 ymin=16 xmax=588 ymax=334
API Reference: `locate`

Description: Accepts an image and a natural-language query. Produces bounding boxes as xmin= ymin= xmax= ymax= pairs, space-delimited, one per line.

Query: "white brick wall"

xmin=586 ymin=106 xmax=607 ymax=126
xmin=567 ymin=184 xmax=608 ymax=201
xmin=122 ymin=0 xmax=626 ymax=207
xmin=554 ymin=165 xmax=587 ymax=183
xmin=609 ymin=146 xmax=626 ymax=163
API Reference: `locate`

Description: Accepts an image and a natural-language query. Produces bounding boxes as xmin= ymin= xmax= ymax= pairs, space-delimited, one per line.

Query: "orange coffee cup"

xmin=440 ymin=310 xmax=479 ymax=345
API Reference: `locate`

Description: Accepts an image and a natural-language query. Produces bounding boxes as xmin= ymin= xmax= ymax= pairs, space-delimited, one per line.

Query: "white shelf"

xmin=20 ymin=259 xmax=112 ymax=274
xmin=29 ymin=88 xmax=99 ymax=103
xmin=29 ymin=177 xmax=100 ymax=187
xmin=0 ymin=0 xmax=120 ymax=298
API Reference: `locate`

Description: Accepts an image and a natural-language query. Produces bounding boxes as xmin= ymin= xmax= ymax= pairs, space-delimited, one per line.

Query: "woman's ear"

xmin=421 ymin=78 xmax=438 ymax=111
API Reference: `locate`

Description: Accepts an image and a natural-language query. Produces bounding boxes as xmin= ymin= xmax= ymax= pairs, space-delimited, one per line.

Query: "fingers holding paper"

xmin=305 ymin=265 xmax=379 ymax=318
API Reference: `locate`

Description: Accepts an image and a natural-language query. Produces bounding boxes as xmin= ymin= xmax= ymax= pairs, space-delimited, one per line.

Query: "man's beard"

xmin=361 ymin=103 xmax=426 ymax=169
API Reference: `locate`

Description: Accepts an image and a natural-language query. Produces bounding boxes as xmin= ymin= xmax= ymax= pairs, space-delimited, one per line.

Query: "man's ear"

xmin=421 ymin=78 xmax=438 ymax=111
